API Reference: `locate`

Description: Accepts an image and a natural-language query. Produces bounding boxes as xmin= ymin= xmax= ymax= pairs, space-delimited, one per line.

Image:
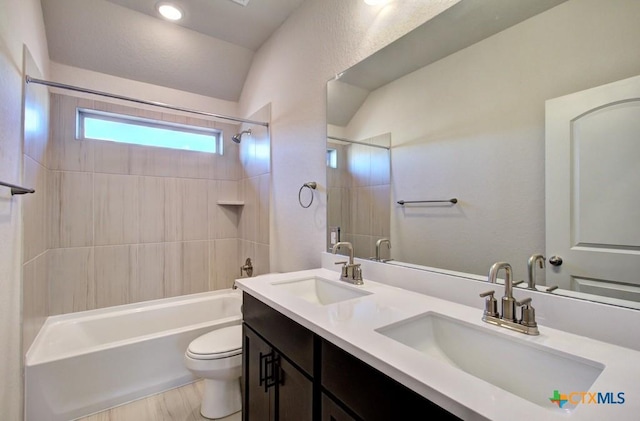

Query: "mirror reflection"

xmin=326 ymin=0 xmax=640 ymax=308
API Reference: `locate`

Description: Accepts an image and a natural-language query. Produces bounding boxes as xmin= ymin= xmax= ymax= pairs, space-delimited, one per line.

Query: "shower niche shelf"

xmin=217 ymin=200 xmax=245 ymax=206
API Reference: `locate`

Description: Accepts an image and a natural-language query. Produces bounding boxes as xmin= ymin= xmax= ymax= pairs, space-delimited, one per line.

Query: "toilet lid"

xmin=187 ymin=325 xmax=242 ymax=360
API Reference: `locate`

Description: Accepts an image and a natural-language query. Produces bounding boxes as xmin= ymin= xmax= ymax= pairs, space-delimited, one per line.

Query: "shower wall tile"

xmin=164 ymin=241 xmax=209 ymax=297
xmin=165 ymin=178 xmax=208 ymax=242
xmin=49 ymin=94 xmax=95 ymax=172
xmin=48 ymin=247 xmax=95 ymax=314
xmin=239 ymin=177 xmax=258 ymax=243
xmin=23 ymin=253 xmax=49 ymax=352
xmin=133 ymin=243 xmax=165 ymax=303
xmin=49 ymin=171 xmax=94 ymax=248
xmin=23 ymin=156 xmax=48 ymax=262
xmin=371 ymin=184 xmax=391 ymax=237
xmin=209 ymin=181 xmax=240 ymax=240
xmin=211 ymin=239 xmax=239 ymax=290
xmin=258 ymin=173 xmax=270 ymax=245
xmin=93 ymin=140 xmax=131 ymax=175
xmin=139 ymin=176 xmax=165 ymax=243
xmin=181 ymin=241 xmax=209 ymax=295
xmin=24 ymin=79 xmax=50 ymax=166
xmin=353 ymin=186 xmax=373 ymax=236
xmin=94 ymin=245 xmax=136 ymax=308
xmin=94 ymin=173 xmax=140 ymax=246
xmin=39 ymin=94 xmax=269 ymax=315
xmin=254 ymin=243 xmax=270 ymax=277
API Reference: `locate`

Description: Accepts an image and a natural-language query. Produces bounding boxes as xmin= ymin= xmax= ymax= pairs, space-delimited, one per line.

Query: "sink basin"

xmin=271 ymin=277 xmax=372 ymax=305
xmin=376 ymin=312 xmax=604 ymax=410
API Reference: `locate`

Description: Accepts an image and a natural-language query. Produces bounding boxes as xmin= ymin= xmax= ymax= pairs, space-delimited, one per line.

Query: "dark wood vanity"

xmin=242 ymin=292 xmax=461 ymax=421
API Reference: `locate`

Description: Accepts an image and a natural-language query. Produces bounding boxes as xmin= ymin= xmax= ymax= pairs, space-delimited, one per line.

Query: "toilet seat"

xmin=186 ymin=325 xmax=242 ymax=360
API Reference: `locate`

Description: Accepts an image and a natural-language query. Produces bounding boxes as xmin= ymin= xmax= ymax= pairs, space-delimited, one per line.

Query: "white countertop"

xmin=236 ymin=268 xmax=640 ymax=421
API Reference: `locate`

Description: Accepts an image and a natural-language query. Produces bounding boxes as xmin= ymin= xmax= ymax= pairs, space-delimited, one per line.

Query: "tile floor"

xmin=77 ymin=381 xmax=241 ymax=421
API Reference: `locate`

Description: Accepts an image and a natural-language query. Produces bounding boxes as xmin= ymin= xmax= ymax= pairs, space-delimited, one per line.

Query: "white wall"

xmin=238 ymin=0 xmax=461 ymax=273
xmin=340 ymin=0 xmax=640 ymax=278
xmin=0 ymin=0 xmax=49 ymax=418
xmin=50 ymin=62 xmax=238 ymax=117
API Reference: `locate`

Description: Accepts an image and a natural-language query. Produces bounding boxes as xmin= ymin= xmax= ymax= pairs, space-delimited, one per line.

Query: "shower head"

xmin=232 ymin=129 xmax=251 ymax=143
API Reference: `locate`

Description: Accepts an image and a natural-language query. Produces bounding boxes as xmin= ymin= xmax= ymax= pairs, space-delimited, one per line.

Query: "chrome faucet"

xmin=331 ymin=242 xmax=363 ymax=285
xmin=480 ymin=261 xmax=539 ymax=335
xmin=375 ymin=238 xmax=391 ymax=262
xmin=489 ymin=262 xmax=516 ymax=321
xmin=527 ymin=254 xmax=545 ymax=290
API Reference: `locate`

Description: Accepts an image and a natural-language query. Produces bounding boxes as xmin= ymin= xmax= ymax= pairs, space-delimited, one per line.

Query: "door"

xmin=243 ymin=325 xmax=274 ymax=421
xmin=545 ymin=74 xmax=640 ymax=301
xmin=276 ymin=356 xmax=313 ymax=421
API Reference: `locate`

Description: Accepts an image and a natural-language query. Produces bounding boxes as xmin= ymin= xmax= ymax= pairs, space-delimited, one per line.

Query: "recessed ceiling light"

xmin=157 ymin=3 xmax=183 ymax=21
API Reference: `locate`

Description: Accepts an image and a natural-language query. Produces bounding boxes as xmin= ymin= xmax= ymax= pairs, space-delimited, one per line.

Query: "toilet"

xmin=184 ymin=325 xmax=243 ymax=419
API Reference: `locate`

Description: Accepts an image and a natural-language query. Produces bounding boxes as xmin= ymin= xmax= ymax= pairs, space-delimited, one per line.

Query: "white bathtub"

xmin=25 ymin=289 xmax=242 ymax=421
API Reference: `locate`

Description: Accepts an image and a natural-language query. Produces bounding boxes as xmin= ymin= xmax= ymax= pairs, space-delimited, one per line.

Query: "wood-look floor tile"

xmin=76 ymin=381 xmax=241 ymax=421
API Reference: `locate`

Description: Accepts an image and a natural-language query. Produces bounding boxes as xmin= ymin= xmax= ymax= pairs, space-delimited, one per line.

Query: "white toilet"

xmin=184 ymin=325 xmax=243 ymax=419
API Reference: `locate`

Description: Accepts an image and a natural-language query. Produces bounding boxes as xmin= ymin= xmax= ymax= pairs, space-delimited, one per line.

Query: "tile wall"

xmin=23 ymin=92 xmax=270 ymax=350
xmin=327 ymin=133 xmax=390 ymax=259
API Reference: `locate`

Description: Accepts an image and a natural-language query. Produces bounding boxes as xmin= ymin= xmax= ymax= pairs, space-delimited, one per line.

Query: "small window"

xmin=327 ymin=148 xmax=337 ymax=168
xmin=77 ymin=109 xmax=221 ymax=154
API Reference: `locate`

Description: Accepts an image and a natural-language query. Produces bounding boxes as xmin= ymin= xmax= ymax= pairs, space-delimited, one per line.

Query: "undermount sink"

xmin=376 ymin=312 xmax=604 ymax=410
xmin=271 ymin=277 xmax=372 ymax=305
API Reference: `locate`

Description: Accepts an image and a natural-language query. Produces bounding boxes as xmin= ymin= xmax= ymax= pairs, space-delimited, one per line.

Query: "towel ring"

xmin=298 ymin=182 xmax=317 ymax=208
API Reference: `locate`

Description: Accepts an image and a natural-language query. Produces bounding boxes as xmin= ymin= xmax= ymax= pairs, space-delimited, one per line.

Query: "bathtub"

xmin=25 ymin=289 xmax=242 ymax=421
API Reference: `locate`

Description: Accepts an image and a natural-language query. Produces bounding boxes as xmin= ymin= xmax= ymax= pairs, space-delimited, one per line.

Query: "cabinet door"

xmin=243 ymin=324 xmax=274 ymax=421
xmin=321 ymin=393 xmax=359 ymax=421
xmin=276 ymin=354 xmax=313 ymax=421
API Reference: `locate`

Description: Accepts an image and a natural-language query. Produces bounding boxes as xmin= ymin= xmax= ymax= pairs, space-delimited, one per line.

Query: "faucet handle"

xmin=516 ymin=297 xmax=537 ymax=328
xmin=479 ymin=290 xmax=498 ymax=318
xmin=335 ymin=261 xmax=348 ymax=277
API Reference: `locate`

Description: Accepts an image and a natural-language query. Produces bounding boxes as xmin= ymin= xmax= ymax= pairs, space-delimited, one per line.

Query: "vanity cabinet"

xmin=242 ymin=292 xmax=460 ymax=421
xmin=243 ymin=293 xmax=314 ymax=421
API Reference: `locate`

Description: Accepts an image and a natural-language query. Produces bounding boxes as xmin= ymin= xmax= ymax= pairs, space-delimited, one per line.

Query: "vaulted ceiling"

xmin=41 ymin=0 xmax=305 ymax=101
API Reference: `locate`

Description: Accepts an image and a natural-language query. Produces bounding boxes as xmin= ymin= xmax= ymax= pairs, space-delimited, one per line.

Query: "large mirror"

xmin=327 ymin=0 xmax=640 ymax=309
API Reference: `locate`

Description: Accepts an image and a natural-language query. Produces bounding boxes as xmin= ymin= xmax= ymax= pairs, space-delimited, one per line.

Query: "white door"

xmin=545 ymin=75 xmax=640 ymax=302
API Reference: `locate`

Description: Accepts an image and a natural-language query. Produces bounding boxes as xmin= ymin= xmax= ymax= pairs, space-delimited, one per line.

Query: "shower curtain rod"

xmin=327 ymin=135 xmax=390 ymax=150
xmin=25 ymin=76 xmax=269 ymax=127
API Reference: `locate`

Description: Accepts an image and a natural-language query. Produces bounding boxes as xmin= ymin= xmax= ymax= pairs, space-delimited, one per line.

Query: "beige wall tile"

xmin=49 ymin=171 xmax=94 ymax=248
xmin=211 ymin=239 xmax=239 ymax=290
xmin=139 ymin=176 xmax=165 ymax=243
xmin=371 ymin=184 xmax=391 ymax=237
xmin=209 ymin=181 xmax=240 ymax=240
xmin=48 ymin=94 xmax=94 ymax=172
xmin=353 ymin=186 xmax=373 ymax=236
xmin=254 ymin=243 xmax=270 ymax=276
xmin=258 ymin=174 xmax=270 ymax=245
xmin=94 ymin=140 xmax=131 ymax=175
xmin=239 ymin=177 xmax=258 ymax=242
xmin=182 ymin=241 xmax=209 ymax=295
xmin=133 ymin=244 xmax=165 ymax=302
xmin=165 ymin=178 xmax=208 ymax=242
xmin=94 ymin=173 xmax=140 ymax=246
xmin=23 ymin=82 xmax=49 ymax=166
xmin=164 ymin=241 xmax=209 ymax=297
xmin=23 ymin=156 xmax=48 ymax=262
xmin=48 ymin=247 xmax=95 ymax=314
xmin=23 ymin=254 xmax=49 ymax=352
xmin=94 ymin=245 xmax=136 ymax=308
